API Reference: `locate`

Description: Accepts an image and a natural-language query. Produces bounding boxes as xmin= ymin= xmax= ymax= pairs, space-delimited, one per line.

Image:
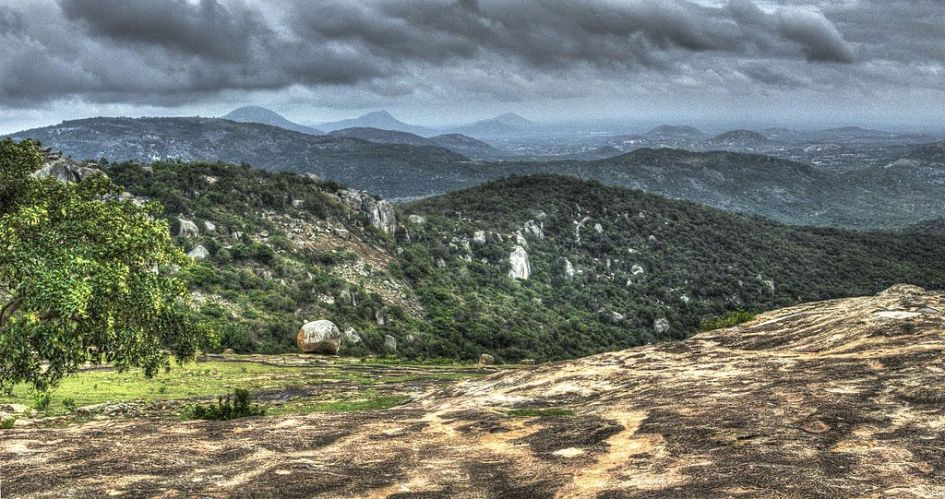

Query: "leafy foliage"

xmin=106 ymin=160 xmax=423 ymax=355
xmin=182 ymin=388 xmax=266 ymax=420
xmin=0 ymin=140 xmax=210 ymax=391
xmin=701 ymin=311 xmax=757 ymax=331
xmin=98 ymin=159 xmax=945 ymax=364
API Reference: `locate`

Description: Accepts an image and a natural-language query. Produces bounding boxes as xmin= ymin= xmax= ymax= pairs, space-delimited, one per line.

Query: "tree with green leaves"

xmin=0 ymin=140 xmax=211 ymax=391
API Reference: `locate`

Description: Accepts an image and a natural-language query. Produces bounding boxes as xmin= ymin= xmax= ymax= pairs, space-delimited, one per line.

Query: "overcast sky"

xmin=1 ymin=0 xmax=943 ymax=134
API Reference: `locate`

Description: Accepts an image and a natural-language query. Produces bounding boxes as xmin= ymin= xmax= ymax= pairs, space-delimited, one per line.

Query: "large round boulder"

xmin=297 ymin=320 xmax=343 ymax=355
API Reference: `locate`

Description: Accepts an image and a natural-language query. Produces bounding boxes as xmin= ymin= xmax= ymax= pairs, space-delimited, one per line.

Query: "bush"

xmin=701 ymin=310 xmax=757 ymax=331
xmin=62 ymin=398 xmax=77 ymax=413
xmin=32 ymin=391 xmax=51 ymax=412
xmin=182 ymin=388 xmax=266 ymax=421
xmin=0 ymin=415 xmax=15 ymax=429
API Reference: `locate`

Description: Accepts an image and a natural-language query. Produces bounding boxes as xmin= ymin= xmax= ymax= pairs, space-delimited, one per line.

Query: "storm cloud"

xmin=0 ymin=0 xmax=942 ymax=128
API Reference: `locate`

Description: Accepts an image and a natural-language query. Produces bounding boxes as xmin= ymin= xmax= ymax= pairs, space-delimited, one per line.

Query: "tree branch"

xmin=0 ymin=297 xmax=22 ymax=329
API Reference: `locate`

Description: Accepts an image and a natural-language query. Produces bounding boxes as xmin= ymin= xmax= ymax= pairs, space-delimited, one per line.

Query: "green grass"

xmin=505 ymin=408 xmax=575 ymax=418
xmin=0 ymin=357 xmax=475 ymax=417
xmin=0 ymin=415 xmax=15 ymax=429
xmin=700 ymin=310 xmax=757 ymax=331
xmin=268 ymin=394 xmax=412 ymax=416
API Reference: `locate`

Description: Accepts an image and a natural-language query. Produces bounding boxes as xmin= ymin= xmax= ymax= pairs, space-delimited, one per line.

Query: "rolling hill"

xmin=328 ymin=127 xmax=504 ymax=159
xmin=451 ymin=113 xmax=537 ymax=138
xmin=12 ymin=117 xmax=945 ymax=228
xmin=9 ymin=117 xmax=473 ymax=200
xmin=316 ymin=111 xmax=432 ymax=136
xmin=21 ymin=147 xmax=945 ymax=362
xmin=221 ymin=106 xmax=323 ymax=135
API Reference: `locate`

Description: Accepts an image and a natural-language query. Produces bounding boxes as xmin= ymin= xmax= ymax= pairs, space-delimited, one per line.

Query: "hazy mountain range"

xmin=10 ymin=114 xmax=945 ymax=229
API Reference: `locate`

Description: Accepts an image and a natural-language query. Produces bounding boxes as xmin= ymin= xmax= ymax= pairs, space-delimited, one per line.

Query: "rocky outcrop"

xmin=508 ymin=245 xmax=530 ymax=280
xmin=338 ymin=189 xmax=397 ymax=234
xmin=177 ymin=218 xmax=199 ymax=238
xmin=478 ymin=354 xmax=495 ymax=365
xmin=31 ymin=154 xmax=104 ymax=184
xmin=342 ymin=328 xmax=361 ymax=345
xmin=187 ymin=245 xmax=210 ymax=260
xmin=564 ymin=259 xmax=576 ymax=278
xmin=522 ymin=220 xmax=544 ymax=239
xmin=296 ymin=320 xmax=343 ymax=355
xmin=384 ymin=334 xmax=398 ymax=352
xmin=653 ymin=317 xmax=670 ymax=334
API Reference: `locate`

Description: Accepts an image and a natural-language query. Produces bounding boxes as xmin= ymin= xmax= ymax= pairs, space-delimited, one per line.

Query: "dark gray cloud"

xmin=0 ymin=0 xmax=942 ymax=128
xmin=58 ymin=0 xmax=262 ymax=61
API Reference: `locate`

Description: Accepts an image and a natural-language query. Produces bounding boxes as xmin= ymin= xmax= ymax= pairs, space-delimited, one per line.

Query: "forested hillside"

xmin=105 ymin=162 xmax=945 ymax=362
xmin=397 ymin=175 xmax=945 ymax=359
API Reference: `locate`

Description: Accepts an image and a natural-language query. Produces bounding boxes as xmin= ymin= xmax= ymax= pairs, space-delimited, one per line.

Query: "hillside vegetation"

xmin=105 ymin=161 xmax=945 ymax=362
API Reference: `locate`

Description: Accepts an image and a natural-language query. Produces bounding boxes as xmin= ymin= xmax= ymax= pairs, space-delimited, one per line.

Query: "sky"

xmin=1 ymin=0 xmax=944 ymax=134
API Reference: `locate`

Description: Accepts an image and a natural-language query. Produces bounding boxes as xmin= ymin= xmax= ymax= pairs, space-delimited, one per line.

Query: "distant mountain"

xmin=329 ymin=127 xmax=432 ymax=146
xmin=535 ymin=148 xmax=829 ymax=223
xmin=222 ymin=106 xmax=323 ymax=135
xmin=328 ymin=127 xmax=504 ymax=159
xmin=707 ymin=130 xmax=769 ymax=147
xmin=10 ymin=117 xmax=468 ymax=200
xmin=451 ymin=113 xmax=536 ymax=138
xmin=13 ymin=117 xmax=945 ymax=228
xmin=645 ymin=125 xmax=705 ymax=140
xmin=428 ymin=134 xmax=504 ymax=160
xmin=317 ymin=111 xmax=432 ymax=136
xmin=761 ymin=127 xmax=808 ymax=143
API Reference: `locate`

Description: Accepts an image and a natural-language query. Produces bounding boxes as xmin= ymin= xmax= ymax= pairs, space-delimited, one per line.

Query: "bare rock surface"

xmin=4 ymin=285 xmax=945 ymax=498
xmin=297 ymin=320 xmax=343 ymax=354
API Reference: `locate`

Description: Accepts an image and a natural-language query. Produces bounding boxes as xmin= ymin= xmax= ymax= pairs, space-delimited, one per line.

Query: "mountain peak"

xmin=361 ymin=110 xmax=395 ymax=120
xmin=493 ymin=112 xmax=534 ymax=127
xmin=222 ymin=106 xmax=322 ymax=135
xmin=318 ymin=110 xmax=431 ymax=135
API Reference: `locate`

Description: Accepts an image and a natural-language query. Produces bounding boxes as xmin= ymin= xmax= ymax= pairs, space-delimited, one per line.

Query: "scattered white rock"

xmin=523 ymin=220 xmax=544 ymax=239
xmin=203 ymin=220 xmax=216 ymax=232
xmin=408 ymin=214 xmax=427 ymax=225
xmin=384 ymin=335 xmax=398 ymax=352
xmin=342 ymin=328 xmax=362 ymax=344
xmin=515 ymin=231 xmax=528 ymax=247
xmin=594 ymin=223 xmax=603 ymax=234
xmin=187 ymin=245 xmax=210 ymax=260
xmin=473 ymin=230 xmax=487 ymax=244
xmin=508 ymin=245 xmax=531 ymax=280
xmin=631 ymin=264 xmax=645 ymax=276
xmin=654 ymin=318 xmax=671 ymax=334
xmin=564 ymin=259 xmax=576 ymax=278
xmin=177 ymin=218 xmax=199 ymax=237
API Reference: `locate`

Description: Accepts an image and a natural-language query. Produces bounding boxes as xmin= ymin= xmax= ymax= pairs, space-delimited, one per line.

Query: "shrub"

xmin=62 ymin=398 xmax=77 ymax=413
xmin=0 ymin=415 xmax=15 ymax=429
xmin=32 ymin=391 xmax=51 ymax=412
xmin=701 ymin=310 xmax=756 ymax=331
xmin=182 ymin=388 xmax=266 ymax=421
